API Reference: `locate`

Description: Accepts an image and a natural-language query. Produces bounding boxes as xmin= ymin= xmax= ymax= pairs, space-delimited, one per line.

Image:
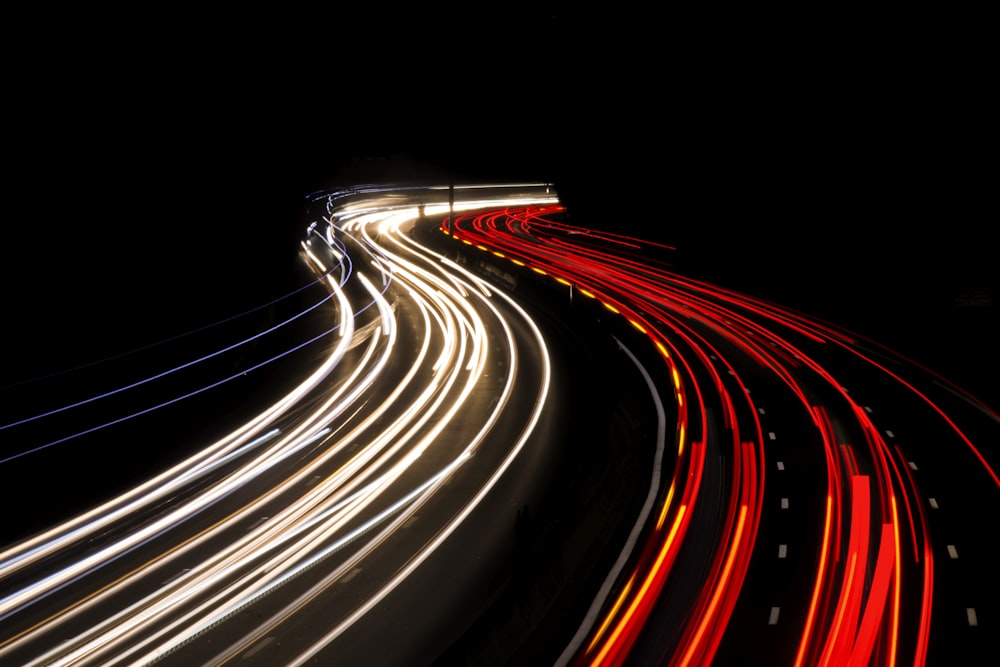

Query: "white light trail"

xmin=0 ymin=184 xmax=560 ymax=667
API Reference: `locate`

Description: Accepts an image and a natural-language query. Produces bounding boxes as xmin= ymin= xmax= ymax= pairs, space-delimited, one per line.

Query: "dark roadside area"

xmin=413 ymin=214 xmax=672 ymax=665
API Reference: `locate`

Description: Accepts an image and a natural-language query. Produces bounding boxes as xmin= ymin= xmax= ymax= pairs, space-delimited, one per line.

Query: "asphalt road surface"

xmin=1 ymin=184 xmax=996 ymax=666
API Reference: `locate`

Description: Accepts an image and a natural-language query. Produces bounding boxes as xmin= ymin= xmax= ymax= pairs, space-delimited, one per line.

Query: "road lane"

xmin=2 ymin=185 xmax=995 ymax=666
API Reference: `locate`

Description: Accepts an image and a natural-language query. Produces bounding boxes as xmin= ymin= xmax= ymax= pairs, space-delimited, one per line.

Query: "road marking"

xmin=886 ymin=430 xmax=895 ymax=438
xmin=967 ymin=608 xmax=979 ymax=626
xmin=777 ymin=461 xmax=785 ymax=471
xmin=947 ymin=545 xmax=959 ymax=559
xmin=769 ymin=607 xmax=781 ymax=625
xmin=768 ymin=432 xmax=776 ymax=440
xmin=908 ymin=461 xmax=918 ymax=470
xmin=864 ymin=406 xmax=873 ymax=413
xmin=758 ymin=408 xmax=766 ymax=415
xmin=243 ymin=637 xmax=275 ymax=659
xmin=162 ymin=568 xmax=191 ymax=586
xmin=778 ymin=544 xmax=787 ymax=559
xmin=781 ymin=498 xmax=789 ymax=509
xmin=929 ymin=498 xmax=939 ymax=509
xmin=247 ymin=516 xmax=270 ymax=531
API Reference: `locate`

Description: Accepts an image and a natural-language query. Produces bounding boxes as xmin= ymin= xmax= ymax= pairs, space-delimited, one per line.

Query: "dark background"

xmin=2 ymin=10 xmax=996 ymax=410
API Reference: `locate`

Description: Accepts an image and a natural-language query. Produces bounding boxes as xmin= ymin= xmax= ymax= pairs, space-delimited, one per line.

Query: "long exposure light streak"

xmin=555 ymin=338 xmax=668 ymax=667
xmin=0 ymin=184 xmax=561 ymax=666
xmin=445 ymin=203 xmax=997 ymax=666
xmin=2 ymin=184 xmax=994 ymax=666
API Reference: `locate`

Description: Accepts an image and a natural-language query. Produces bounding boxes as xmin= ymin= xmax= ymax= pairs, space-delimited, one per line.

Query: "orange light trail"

xmin=588 ymin=505 xmax=688 ymax=667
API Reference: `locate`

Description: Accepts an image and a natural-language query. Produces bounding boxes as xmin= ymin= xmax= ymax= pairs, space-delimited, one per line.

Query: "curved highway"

xmin=438 ymin=204 xmax=999 ymax=667
xmin=1 ymin=185 xmax=996 ymax=666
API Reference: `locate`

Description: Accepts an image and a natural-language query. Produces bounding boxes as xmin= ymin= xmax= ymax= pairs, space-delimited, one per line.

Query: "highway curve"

xmin=1 ymin=184 xmax=996 ymax=667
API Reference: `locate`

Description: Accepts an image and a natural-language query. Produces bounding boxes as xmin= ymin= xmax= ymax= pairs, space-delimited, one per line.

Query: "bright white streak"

xmin=285 ymin=204 xmax=553 ymax=666
xmin=0 ymin=268 xmax=354 ymax=625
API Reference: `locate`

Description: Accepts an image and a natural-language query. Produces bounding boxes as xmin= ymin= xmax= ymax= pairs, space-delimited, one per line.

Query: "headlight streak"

xmin=199 ymin=447 xmax=479 ymax=667
xmin=0 ymin=285 xmax=339 ymax=444
xmin=4 ymin=218 xmax=353 ymax=402
xmin=30 ymin=322 xmax=392 ymax=665
xmin=0 ymin=267 xmax=356 ymax=625
xmin=0 ymin=185 xmax=560 ymax=667
xmin=0 ymin=231 xmax=371 ymax=466
xmin=281 ymin=216 xmax=553 ymax=667
xmin=0 ymin=230 xmax=384 ymax=584
xmin=0 ymin=281 xmax=340 ymax=398
xmin=184 ymin=198 xmax=549 ymax=666
xmin=0 ymin=322 xmax=358 ymax=464
xmin=0 ymin=427 xmax=281 ymax=580
xmin=14 ymin=270 xmax=407 ymax=665
xmin=6 ymin=186 xmax=987 ymax=666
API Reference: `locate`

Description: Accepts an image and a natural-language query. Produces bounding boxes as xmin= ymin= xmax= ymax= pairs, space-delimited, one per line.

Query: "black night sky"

xmin=0 ymin=13 xmax=997 ymax=666
xmin=2 ymin=10 xmax=996 ymax=411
